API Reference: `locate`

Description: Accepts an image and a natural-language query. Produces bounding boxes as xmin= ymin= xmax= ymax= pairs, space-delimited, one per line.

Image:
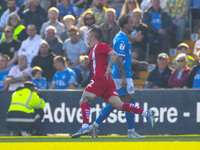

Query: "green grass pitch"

xmin=0 ymin=135 xmax=200 ymax=143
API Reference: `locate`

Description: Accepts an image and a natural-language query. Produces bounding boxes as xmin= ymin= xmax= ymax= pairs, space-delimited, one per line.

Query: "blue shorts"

xmin=113 ymin=78 xmax=135 ymax=96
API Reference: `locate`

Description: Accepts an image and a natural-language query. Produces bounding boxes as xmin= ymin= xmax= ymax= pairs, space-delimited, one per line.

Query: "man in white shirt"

xmin=18 ymin=24 xmax=42 ymax=66
xmin=0 ymin=0 xmax=19 ymax=31
xmin=3 ymin=55 xmax=32 ymax=91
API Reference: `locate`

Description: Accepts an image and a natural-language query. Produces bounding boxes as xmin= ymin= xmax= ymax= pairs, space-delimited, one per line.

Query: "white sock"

xmin=93 ymin=122 xmax=99 ymax=128
xmin=128 ymin=129 xmax=135 ymax=132
xmin=142 ymin=110 xmax=147 ymax=117
xmin=82 ymin=123 xmax=89 ymax=128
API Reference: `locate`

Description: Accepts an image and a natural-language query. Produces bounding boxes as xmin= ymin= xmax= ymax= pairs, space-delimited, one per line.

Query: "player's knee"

xmin=112 ymin=104 xmax=123 ymax=110
xmin=79 ymin=97 xmax=90 ymax=105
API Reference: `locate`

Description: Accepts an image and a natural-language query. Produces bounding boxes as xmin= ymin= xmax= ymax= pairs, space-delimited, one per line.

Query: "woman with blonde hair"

xmin=120 ymin=0 xmax=139 ymax=16
xmin=0 ymin=12 xmax=27 ymax=43
xmin=168 ymin=53 xmax=191 ymax=88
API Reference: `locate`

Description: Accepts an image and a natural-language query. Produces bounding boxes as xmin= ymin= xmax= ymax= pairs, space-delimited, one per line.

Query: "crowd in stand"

xmin=0 ymin=0 xmax=200 ymax=91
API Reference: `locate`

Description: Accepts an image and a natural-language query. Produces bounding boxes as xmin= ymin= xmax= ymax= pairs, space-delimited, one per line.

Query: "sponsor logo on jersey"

xmin=119 ymin=43 xmax=125 ymax=50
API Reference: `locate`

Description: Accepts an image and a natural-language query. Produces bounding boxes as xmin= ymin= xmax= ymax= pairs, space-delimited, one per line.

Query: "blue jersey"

xmin=52 ymin=68 xmax=77 ymax=89
xmin=192 ymin=68 xmax=200 ymax=89
xmin=0 ymin=68 xmax=10 ymax=90
xmin=31 ymin=77 xmax=47 ymax=89
xmin=112 ymin=31 xmax=132 ymax=79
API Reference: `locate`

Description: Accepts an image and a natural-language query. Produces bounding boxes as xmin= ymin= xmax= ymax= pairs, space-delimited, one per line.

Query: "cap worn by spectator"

xmin=177 ymin=43 xmax=189 ymax=50
xmin=157 ymin=53 xmax=169 ymax=59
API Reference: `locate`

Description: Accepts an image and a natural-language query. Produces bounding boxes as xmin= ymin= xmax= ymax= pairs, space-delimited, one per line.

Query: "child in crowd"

xmin=172 ymin=43 xmax=195 ymax=69
xmin=31 ymin=66 xmax=47 ymax=89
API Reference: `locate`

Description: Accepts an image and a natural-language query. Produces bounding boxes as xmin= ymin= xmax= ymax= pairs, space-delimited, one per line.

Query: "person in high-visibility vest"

xmin=6 ymin=81 xmax=45 ymax=136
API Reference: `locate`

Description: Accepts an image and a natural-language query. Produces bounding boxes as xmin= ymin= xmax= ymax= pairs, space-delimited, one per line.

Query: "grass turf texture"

xmin=0 ymin=135 xmax=200 ymax=142
xmin=0 ymin=135 xmax=200 ymax=150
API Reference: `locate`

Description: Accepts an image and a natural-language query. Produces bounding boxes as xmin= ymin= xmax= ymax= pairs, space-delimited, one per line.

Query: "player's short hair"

xmin=105 ymin=8 xmax=116 ymax=15
xmin=63 ymin=15 xmax=75 ymax=21
xmin=0 ymin=54 xmax=10 ymax=61
xmin=32 ymin=66 xmax=43 ymax=76
xmin=54 ymin=55 xmax=66 ymax=65
xmin=89 ymin=24 xmax=102 ymax=40
xmin=48 ymin=7 xmax=59 ymax=14
xmin=118 ymin=14 xmax=131 ymax=28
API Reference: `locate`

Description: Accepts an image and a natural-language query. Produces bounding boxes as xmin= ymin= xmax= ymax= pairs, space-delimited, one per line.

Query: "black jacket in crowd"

xmin=142 ymin=6 xmax=176 ymax=34
xmin=146 ymin=65 xmax=172 ymax=88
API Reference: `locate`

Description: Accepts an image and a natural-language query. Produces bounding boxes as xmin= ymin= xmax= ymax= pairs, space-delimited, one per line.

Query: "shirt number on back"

xmin=88 ymin=80 xmax=94 ymax=87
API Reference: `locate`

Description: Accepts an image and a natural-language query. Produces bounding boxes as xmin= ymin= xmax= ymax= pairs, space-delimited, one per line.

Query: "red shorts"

xmin=85 ymin=76 xmax=119 ymax=102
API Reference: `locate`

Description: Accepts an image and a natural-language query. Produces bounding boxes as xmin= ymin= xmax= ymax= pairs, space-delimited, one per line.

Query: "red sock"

xmin=80 ymin=102 xmax=90 ymax=124
xmin=122 ymin=103 xmax=143 ymax=115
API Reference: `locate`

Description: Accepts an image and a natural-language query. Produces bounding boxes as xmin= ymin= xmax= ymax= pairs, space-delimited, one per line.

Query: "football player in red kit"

xmin=71 ymin=24 xmax=154 ymax=138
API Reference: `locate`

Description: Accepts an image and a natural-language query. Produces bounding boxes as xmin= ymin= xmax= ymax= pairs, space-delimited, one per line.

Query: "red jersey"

xmin=89 ymin=42 xmax=113 ymax=77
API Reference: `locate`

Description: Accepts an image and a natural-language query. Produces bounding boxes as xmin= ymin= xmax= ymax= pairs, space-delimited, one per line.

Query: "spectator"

xmin=168 ymin=53 xmax=191 ymax=88
xmin=45 ymin=26 xmax=63 ymax=56
xmin=100 ymin=8 xmax=120 ymax=48
xmin=60 ymin=15 xmax=76 ymax=42
xmin=185 ymin=51 xmax=200 ymax=88
xmin=128 ymin=9 xmax=148 ymax=61
xmin=120 ymin=0 xmax=139 ymax=16
xmin=3 ymin=55 xmax=32 ymax=91
xmin=172 ymin=43 xmax=194 ymax=69
xmin=16 ymin=0 xmax=27 ymax=7
xmin=0 ymin=55 xmax=11 ymax=91
xmin=40 ymin=7 xmax=65 ymax=39
xmin=62 ymin=26 xmax=87 ymax=80
xmin=0 ymin=12 xmax=27 ymax=43
xmin=18 ymin=0 xmax=47 ymax=33
xmin=31 ymin=40 xmax=56 ymax=87
xmin=106 ymin=0 xmax=124 ymax=9
xmin=18 ymin=24 xmax=42 ymax=66
xmin=79 ymin=11 xmax=96 ymax=49
xmin=86 ymin=0 xmax=107 ymax=25
xmin=31 ymin=66 xmax=47 ymax=89
xmin=0 ymin=0 xmax=6 ymax=17
xmin=70 ymin=0 xmax=85 ymax=9
xmin=50 ymin=55 xmax=77 ymax=89
xmin=0 ymin=26 xmax=21 ymax=66
xmin=193 ymin=24 xmax=200 ymax=61
xmin=0 ymin=0 xmax=19 ymax=32
xmin=57 ymin=0 xmax=79 ymax=21
xmin=6 ymin=81 xmax=45 ymax=136
xmin=140 ymin=0 xmax=166 ymax=11
xmin=142 ymin=0 xmax=175 ymax=54
xmin=166 ymin=0 xmax=188 ymax=45
xmin=144 ymin=53 xmax=172 ymax=88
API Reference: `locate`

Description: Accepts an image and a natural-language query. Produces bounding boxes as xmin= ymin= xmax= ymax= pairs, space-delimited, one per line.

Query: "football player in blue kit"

xmin=89 ymin=14 xmax=152 ymax=138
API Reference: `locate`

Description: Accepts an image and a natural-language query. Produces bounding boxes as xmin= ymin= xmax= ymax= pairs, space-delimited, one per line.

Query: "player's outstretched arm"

xmin=131 ymin=59 xmax=149 ymax=69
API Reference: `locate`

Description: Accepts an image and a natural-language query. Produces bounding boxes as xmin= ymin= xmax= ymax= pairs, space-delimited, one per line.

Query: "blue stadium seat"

xmin=115 ymin=8 xmax=122 ymax=20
